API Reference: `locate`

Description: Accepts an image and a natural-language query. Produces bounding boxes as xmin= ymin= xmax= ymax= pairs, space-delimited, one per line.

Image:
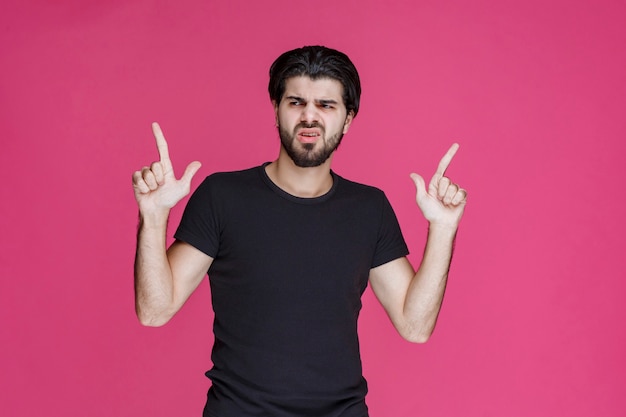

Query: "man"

xmin=132 ymin=46 xmax=467 ymax=417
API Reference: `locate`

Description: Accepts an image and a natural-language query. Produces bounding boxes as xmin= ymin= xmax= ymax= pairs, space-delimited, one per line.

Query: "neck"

xmin=265 ymin=150 xmax=334 ymax=198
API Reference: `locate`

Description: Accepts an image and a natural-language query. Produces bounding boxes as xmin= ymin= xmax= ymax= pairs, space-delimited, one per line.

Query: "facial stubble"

xmin=278 ymin=122 xmax=345 ymax=168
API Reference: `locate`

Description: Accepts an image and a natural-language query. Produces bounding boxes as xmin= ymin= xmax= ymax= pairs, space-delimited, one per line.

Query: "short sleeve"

xmin=174 ymin=177 xmax=220 ymax=258
xmin=371 ymin=193 xmax=409 ymax=268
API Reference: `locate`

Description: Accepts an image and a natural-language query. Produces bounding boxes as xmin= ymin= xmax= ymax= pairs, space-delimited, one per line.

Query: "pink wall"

xmin=1 ymin=0 xmax=625 ymax=415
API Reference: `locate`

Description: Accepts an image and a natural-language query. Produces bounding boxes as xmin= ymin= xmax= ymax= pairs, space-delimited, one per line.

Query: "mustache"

xmin=296 ymin=122 xmax=324 ymax=130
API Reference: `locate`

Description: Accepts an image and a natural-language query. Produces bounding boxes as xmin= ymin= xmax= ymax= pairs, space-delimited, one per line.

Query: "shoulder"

xmin=334 ymin=173 xmax=387 ymax=202
xmin=204 ymin=165 xmax=261 ymax=184
xmin=185 ymin=166 xmax=265 ymax=210
xmin=196 ymin=165 xmax=264 ymax=192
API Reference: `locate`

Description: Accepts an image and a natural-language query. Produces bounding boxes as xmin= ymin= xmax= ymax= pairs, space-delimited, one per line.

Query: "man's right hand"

xmin=132 ymin=122 xmax=202 ymax=214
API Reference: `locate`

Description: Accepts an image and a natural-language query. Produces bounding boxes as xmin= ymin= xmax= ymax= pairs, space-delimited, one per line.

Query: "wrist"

xmin=427 ymin=222 xmax=458 ymax=236
xmin=138 ymin=208 xmax=170 ymax=229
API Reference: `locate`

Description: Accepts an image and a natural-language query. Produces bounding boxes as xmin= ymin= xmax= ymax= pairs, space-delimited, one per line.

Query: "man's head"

xmin=268 ymin=46 xmax=361 ymax=118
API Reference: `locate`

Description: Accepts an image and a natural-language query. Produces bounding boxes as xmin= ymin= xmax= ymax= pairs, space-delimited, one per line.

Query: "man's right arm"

xmin=132 ymin=122 xmax=210 ymax=327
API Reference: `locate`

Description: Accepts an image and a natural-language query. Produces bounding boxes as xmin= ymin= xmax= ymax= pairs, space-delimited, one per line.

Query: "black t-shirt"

xmin=175 ymin=165 xmax=409 ymax=417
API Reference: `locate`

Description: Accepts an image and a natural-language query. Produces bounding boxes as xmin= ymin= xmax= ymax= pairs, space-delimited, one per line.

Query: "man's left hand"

xmin=410 ymin=143 xmax=467 ymax=227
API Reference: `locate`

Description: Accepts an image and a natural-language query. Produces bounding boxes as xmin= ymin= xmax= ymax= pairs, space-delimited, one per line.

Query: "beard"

xmin=278 ymin=122 xmax=344 ymax=168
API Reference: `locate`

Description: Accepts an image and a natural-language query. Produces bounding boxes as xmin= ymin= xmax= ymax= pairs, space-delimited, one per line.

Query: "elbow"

xmin=136 ymin=307 xmax=173 ymax=327
xmin=398 ymin=322 xmax=434 ymax=344
xmin=403 ymin=331 xmax=432 ymax=344
xmin=138 ymin=316 xmax=169 ymax=327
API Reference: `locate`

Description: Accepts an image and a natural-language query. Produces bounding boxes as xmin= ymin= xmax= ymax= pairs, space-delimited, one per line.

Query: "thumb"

xmin=181 ymin=161 xmax=202 ymax=185
xmin=410 ymin=173 xmax=426 ymax=199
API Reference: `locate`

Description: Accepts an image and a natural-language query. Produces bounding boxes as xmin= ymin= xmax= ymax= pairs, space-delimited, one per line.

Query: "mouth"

xmin=296 ymin=129 xmax=321 ymax=143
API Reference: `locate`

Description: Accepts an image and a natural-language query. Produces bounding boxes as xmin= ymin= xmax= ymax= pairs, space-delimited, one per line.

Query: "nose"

xmin=300 ymin=102 xmax=319 ymax=124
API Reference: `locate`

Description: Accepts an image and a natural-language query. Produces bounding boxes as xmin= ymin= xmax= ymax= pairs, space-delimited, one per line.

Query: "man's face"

xmin=274 ymin=76 xmax=354 ymax=167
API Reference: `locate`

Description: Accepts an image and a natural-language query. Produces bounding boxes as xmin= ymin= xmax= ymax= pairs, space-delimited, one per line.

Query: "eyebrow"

xmin=318 ymin=99 xmax=339 ymax=106
xmin=285 ymin=95 xmax=339 ymax=105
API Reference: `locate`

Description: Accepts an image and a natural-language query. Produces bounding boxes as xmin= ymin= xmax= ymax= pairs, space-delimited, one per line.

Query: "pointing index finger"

xmin=152 ymin=122 xmax=172 ymax=166
xmin=435 ymin=143 xmax=459 ymax=178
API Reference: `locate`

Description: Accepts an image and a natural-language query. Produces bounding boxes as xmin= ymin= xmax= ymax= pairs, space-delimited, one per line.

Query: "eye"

xmin=290 ymin=100 xmax=303 ymax=106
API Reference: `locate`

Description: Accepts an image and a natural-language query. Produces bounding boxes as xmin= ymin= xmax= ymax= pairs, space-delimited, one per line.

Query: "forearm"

xmin=402 ymin=223 xmax=457 ymax=342
xmin=134 ymin=210 xmax=175 ymax=326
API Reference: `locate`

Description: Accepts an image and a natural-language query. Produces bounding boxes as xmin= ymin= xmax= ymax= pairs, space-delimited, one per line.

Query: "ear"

xmin=342 ymin=111 xmax=355 ymax=134
xmin=272 ymin=100 xmax=279 ymax=127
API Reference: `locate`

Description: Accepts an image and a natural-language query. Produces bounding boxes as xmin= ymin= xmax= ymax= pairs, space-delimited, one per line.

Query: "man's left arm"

xmin=369 ymin=144 xmax=467 ymax=343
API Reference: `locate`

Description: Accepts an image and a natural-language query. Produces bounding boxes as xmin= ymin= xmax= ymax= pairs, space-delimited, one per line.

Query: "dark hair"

xmin=268 ymin=46 xmax=361 ymax=116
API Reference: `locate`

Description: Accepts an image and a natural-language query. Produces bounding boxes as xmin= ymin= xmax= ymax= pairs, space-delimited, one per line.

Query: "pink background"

xmin=1 ymin=0 xmax=625 ymax=416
